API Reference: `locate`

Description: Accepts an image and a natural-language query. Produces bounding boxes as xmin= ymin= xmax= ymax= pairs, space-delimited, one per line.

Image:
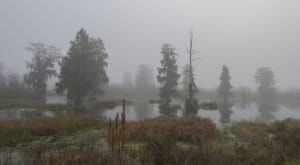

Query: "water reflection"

xmin=256 ymin=88 xmax=278 ymax=121
xmin=0 ymin=102 xmax=299 ymax=124
xmin=134 ymin=101 xmax=153 ymax=120
xmin=218 ymin=101 xmax=233 ymax=124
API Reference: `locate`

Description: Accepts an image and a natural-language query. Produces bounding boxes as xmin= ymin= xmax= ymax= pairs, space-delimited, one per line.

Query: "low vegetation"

xmin=0 ymin=111 xmax=299 ymax=164
xmin=0 ymin=114 xmax=106 ymax=146
xmin=126 ymin=116 xmax=218 ymax=143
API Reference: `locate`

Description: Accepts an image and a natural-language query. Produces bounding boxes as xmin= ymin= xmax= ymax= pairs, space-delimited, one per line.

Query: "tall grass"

xmin=126 ymin=116 xmax=218 ymax=143
xmin=0 ymin=114 xmax=106 ymax=146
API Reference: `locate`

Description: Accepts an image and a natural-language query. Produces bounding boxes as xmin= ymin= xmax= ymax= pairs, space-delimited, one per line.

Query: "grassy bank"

xmin=0 ymin=114 xmax=106 ymax=146
xmin=0 ymin=114 xmax=299 ymax=164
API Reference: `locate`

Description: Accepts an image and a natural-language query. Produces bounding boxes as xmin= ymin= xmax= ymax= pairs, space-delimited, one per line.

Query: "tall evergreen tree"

xmin=157 ymin=43 xmax=180 ymax=115
xmin=218 ymin=65 xmax=233 ymax=123
xmin=56 ymin=28 xmax=109 ymax=105
xmin=218 ymin=65 xmax=233 ymax=103
xmin=255 ymin=67 xmax=277 ymax=120
xmin=24 ymin=43 xmax=60 ymax=102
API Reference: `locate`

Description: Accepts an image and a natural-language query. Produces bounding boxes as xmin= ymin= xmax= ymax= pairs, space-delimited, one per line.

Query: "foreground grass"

xmin=0 ymin=114 xmax=106 ymax=146
xmin=0 ymin=114 xmax=299 ymax=165
xmin=126 ymin=116 xmax=218 ymax=143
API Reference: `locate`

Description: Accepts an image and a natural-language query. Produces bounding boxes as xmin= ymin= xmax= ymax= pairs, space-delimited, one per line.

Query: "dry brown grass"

xmin=126 ymin=116 xmax=218 ymax=143
xmin=0 ymin=114 xmax=105 ymax=146
xmin=231 ymin=122 xmax=269 ymax=141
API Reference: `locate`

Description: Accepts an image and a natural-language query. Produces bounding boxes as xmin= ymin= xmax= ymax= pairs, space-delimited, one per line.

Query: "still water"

xmin=0 ymin=101 xmax=299 ymax=125
xmin=102 ymin=101 xmax=300 ymax=125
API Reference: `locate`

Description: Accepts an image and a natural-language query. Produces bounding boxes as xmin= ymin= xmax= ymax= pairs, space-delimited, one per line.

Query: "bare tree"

xmin=185 ymin=31 xmax=199 ymax=115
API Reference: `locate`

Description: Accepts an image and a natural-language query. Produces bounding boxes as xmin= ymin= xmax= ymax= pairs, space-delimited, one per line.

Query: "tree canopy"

xmin=55 ymin=29 xmax=109 ymax=105
xmin=24 ymin=42 xmax=60 ymax=102
xmin=255 ymin=67 xmax=275 ymax=88
xmin=157 ymin=43 xmax=180 ymax=115
xmin=218 ymin=65 xmax=233 ymax=103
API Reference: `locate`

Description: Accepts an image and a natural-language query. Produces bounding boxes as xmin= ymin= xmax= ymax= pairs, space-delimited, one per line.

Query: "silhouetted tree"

xmin=157 ymin=43 xmax=180 ymax=115
xmin=7 ymin=72 xmax=23 ymax=89
xmin=218 ymin=65 xmax=233 ymax=123
xmin=121 ymin=72 xmax=135 ymax=98
xmin=181 ymin=64 xmax=198 ymax=99
xmin=255 ymin=67 xmax=275 ymax=88
xmin=135 ymin=64 xmax=155 ymax=98
xmin=218 ymin=65 xmax=233 ymax=103
xmin=255 ymin=67 xmax=277 ymax=121
xmin=185 ymin=32 xmax=199 ymax=115
xmin=56 ymin=28 xmax=109 ymax=105
xmin=24 ymin=42 xmax=60 ymax=102
xmin=123 ymin=72 xmax=134 ymax=89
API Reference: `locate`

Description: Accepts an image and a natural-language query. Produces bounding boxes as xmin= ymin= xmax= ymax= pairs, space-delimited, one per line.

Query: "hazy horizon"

xmin=1 ymin=0 xmax=300 ymax=90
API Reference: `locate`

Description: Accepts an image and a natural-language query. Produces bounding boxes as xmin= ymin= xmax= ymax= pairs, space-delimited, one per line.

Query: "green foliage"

xmin=218 ymin=65 xmax=233 ymax=101
xmin=24 ymin=43 xmax=60 ymax=102
xmin=185 ymin=97 xmax=199 ymax=115
xmin=218 ymin=65 xmax=234 ymax=123
xmin=56 ymin=28 xmax=109 ymax=105
xmin=255 ymin=67 xmax=275 ymax=88
xmin=157 ymin=44 xmax=180 ymax=115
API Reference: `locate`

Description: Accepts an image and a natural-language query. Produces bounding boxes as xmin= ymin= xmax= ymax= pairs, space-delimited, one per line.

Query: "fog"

xmin=1 ymin=0 xmax=300 ymax=89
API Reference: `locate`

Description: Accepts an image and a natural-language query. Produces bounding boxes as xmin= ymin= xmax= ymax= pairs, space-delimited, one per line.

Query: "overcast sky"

xmin=0 ymin=0 xmax=299 ymax=89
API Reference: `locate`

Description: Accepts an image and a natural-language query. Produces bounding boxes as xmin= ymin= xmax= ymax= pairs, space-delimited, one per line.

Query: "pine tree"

xmin=218 ymin=65 xmax=233 ymax=123
xmin=157 ymin=43 xmax=180 ymax=115
xmin=218 ymin=65 xmax=233 ymax=103
xmin=55 ymin=28 xmax=109 ymax=105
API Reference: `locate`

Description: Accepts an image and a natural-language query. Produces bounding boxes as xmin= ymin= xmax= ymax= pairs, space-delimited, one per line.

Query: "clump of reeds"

xmin=105 ymin=99 xmax=129 ymax=164
xmin=126 ymin=116 xmax=218 ymax=143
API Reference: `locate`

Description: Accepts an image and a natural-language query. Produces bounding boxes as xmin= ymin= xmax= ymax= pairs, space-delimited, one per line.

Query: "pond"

xmin=102 ymin=101 xmax=300 ymax=125
xmin=0 ymin=100 xmax=299 ymax=125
